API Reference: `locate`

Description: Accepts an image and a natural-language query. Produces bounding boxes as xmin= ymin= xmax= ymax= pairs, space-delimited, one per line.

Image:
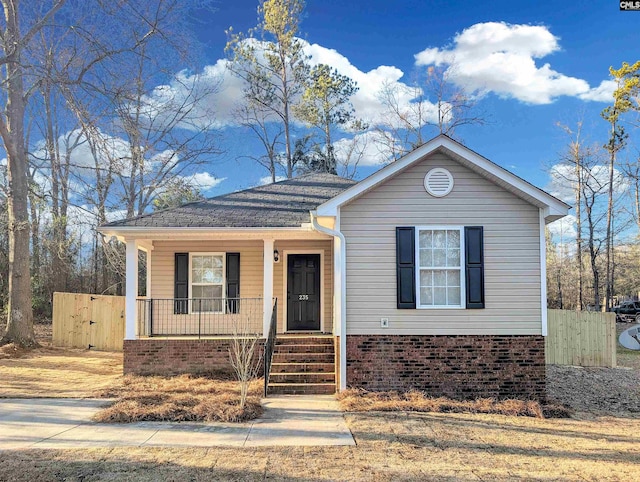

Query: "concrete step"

xmin=272 ymin=352 xmax=335 ymax=364
xmin=268 ymin=383 xmax=336 ymax=395
xmin=270 ymin=362 xmax=335 ymax=373
xmin=269 ymin=372 xmax=335 ymax=384
xmin=273 ymin=344 xmax=334 ymax=354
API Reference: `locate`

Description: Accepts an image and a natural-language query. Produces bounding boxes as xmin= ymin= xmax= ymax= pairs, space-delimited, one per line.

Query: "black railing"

xmin=263 ymin=298 xmax=278 ymax=397
xmin=136 ymin=298 xmax=263 ymax=337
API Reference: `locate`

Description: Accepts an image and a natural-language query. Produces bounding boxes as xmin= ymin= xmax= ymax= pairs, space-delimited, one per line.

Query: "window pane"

xmin=447 ymin=249 xmax=460 ymax=267
xmin=447 ymin=270 xmax=460 ymax=287
xmin=420 ymin=270 xmax=433 ymax=287
xmin=192 ymin=256 xmax=204 ymax=269
xmin=433 ymin=270 xmax=446 ymax=286
xmin=193 ymin=285 xmax=222 ymax=312
xmin=420 ymin=287 xmax=433 ymax=305
xmin=433 ymin=249 xmax=446 ymax=267
xmin=433 ymin=230 xmax=446 ymax=248
xmin=447 ymin=230 xmax=460 ymax=249
xmin=192 ymin=268 xmax=205 ymax=283
xmin=419 ymin=249 xmax=432 ymax=267
xmin=448 ymin=287 xmax=461 ymax=306
xmin=434 ymin=287 xmax=446 ymax=305
xmin=419 ymin=230 xmax=432 ymax=249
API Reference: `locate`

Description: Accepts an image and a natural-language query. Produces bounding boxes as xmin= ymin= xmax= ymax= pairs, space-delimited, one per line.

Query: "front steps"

xmin=267 ymin=336 xmax=336 ymax=395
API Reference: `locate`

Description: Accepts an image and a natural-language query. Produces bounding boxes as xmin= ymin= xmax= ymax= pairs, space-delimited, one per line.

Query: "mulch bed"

xmin=93 ymin=374 xmax=263 ymax=423
xmin=337 ymin=389 xmax=571 ymax=418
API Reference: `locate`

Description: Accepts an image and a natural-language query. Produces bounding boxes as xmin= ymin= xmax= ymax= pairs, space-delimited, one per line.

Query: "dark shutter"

xmin=174 ymin=253 xmax=189 ymax=314
xmin=396 ymin=227 xmax=416 ymax=309
xmin=226 ymin=253 xmax=240 ymax=314
xmin=465 ymin=226 xmax=485 ymax=309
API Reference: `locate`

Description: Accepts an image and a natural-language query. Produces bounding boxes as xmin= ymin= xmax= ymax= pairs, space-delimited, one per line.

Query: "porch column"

xmin=125 ymin=239 xmax=139 ymax=340
xmin=263 ymin=238 xmax=274 ymax=338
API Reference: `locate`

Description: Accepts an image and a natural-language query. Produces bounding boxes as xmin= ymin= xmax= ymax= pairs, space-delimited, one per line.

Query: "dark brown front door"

xmin=287 ymin=254 xmax=321 ymax=331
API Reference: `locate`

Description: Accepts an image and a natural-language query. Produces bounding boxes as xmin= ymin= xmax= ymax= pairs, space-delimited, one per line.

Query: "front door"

xmin=287 ymin=254 xmax=321 ymax=331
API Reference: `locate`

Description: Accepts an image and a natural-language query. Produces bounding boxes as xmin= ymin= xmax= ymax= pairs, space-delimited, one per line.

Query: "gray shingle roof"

xmin=103 ymin=173 xmax=357 ymax=228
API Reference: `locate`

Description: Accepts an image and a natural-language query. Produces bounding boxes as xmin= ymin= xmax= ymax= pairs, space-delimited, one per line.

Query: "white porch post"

xmin=125 ymin=239 xmax=139 ymax=340
xmin=263 ymin=238 xmax=275 ymax=338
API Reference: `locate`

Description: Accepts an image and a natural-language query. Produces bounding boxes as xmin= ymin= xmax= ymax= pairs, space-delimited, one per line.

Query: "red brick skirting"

xmin=346 ymin=335 xmax=545 ymax=400
xmin=124 ymin=339 xmax=264 ymax=377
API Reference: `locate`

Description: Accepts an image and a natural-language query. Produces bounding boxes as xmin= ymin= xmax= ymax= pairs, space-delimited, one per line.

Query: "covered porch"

xmin=124 ymin=230 xmax=337 ymax=340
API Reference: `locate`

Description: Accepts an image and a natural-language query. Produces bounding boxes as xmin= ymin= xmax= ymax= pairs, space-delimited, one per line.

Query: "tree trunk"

xmin=573 ymin=140 xmax=583 ymax=310
xmin=0 ymin=3 xmax=36 ymax=346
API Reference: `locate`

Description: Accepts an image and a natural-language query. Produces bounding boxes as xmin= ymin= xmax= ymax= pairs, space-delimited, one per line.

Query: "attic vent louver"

xmin=424 ymin=168 xmax=454 ymax=197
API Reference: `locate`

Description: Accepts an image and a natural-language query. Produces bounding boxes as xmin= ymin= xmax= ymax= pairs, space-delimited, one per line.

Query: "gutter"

xmin=310 ymin=211 xmax=347 ymax=391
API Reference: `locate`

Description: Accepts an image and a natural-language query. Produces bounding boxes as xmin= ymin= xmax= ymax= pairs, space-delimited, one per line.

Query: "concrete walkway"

xmin=0 ymin=396 xmax=355 ymax=450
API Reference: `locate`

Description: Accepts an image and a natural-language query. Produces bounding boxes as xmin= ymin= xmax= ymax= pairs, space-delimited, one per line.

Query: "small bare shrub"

xmin=229 ymin=317 xmax=263 ymax=409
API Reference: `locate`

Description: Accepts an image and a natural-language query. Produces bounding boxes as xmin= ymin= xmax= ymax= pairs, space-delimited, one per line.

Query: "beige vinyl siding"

xmin=274 ymin=240 xmax=333 ymax=333
xmin=149 ymin=241 xmax=263 ymax=335
xmin=150 ymin=239 xmax=332 ymax=334
xmin=341 ymin=152 xmax=541 ymax=335
xmin=151 ymin=240 xmax=264 ymax=300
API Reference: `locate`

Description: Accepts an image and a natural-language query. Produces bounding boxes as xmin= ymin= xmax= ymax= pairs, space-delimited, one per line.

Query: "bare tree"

xmin=0 ymin=0 xmax=66 ymax=347
xmin=234 ymin=99 xmax=284 ymax=183
xmin=226 ymin=0 xmax=309 ymax=178
xmin=375 ymin=64 xmax=485 ymax=159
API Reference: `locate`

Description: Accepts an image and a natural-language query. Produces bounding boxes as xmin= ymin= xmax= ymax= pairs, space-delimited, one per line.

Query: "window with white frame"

xmin=417 ymin=227 xmax=464 ymax=308
xmin=190 ymin=253 xmax=224 ymax=313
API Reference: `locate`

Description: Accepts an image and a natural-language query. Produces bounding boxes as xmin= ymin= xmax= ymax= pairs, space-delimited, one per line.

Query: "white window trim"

xmin=415 ymin=226 xmax=466 ymax=309
xmin=188 ymin=252 xmax=226 ymax=314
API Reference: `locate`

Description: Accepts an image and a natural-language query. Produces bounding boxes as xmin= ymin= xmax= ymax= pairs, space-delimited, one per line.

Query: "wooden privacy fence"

xmin=52 ymin=292 xmax=125 ymax=351
xmin=546 ymin=309 xmax=616 ymax=367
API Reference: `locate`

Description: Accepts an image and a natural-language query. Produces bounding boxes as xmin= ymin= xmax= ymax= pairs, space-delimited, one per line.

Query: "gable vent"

xmin=424 ymin=168 xmax=454 ymax=197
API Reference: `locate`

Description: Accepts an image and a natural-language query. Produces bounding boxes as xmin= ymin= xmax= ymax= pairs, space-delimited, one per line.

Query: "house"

xmin=99 ymin=135 xmax=570 ymax=400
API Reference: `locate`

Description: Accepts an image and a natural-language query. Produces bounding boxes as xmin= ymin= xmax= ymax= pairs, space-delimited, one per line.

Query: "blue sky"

xmin=166 ymin=1 xmax=639 ymax=196
xmin=106 ymin=0 xmax=640 ymax=201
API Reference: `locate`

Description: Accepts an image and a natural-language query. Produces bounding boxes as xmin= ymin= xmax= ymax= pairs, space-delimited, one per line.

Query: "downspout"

xmin=310 ymin=210 xmax=347 ymax=391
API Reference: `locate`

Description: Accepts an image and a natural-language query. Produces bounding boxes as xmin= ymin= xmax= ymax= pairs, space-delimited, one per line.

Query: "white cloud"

xmin=144 ymin=60 xmax=241 ymax=130
xmin=578 ymin=80 xmax=617 ymax=102
xmin=159 ymin=39 xmax=440 ymax=130
xmin=258 ymin=175 xmax=286 ymax=186
xmin=548 ymin=214 xmax=577 ymax=241
xmin=333 ymin=131 xmax=398 ymax=167
xmin=303 ymin=42 xmax=441 ymax=127
xmin=548 ymin=163 xmax=628 ymax=203
xmin=414 ymin=22 xmax=611 ymax=105
xmin=184 ymin=172 xmax=225 ymax=191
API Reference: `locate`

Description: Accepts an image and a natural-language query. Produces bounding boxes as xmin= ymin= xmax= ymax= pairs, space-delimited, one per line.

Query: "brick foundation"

xmin=124 ymin=339 xmax=264 ymax=377
xmin=346 ymin=335 xmax=545 ymax=400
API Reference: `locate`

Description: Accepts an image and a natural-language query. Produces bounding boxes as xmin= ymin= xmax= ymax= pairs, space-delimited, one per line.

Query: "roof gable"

xmin=316 ymin=135 xmax=570 ymax=223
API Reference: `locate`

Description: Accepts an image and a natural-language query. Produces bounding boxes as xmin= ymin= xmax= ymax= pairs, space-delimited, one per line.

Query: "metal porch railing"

xmin=263 ymin=298 xmax=278 ymax=396
xmin=136 ymin=297 xmax=263 ymax=337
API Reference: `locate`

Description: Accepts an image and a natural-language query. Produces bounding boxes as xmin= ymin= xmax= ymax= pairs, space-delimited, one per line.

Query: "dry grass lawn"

xmin=0 ymin=345 xmax=122 ymax=398
xmin=94 ymin=375 xmax=262 ymax=423
xmin=0 ymin=411 xmax=637 ymax=481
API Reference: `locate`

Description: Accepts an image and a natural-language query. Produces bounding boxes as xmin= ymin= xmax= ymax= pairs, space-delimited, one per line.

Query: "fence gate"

xmin=52 ymin=292 xmax=125 ymax=351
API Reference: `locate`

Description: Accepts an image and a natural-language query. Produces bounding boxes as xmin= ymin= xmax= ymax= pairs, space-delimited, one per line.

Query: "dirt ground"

xmin=0 ymin=322 xmax=122 ymax=398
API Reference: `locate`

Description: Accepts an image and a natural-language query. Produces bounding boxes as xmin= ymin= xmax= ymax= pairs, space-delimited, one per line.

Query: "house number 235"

xmin=298 ymin=294 xmax=309 ymax=301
